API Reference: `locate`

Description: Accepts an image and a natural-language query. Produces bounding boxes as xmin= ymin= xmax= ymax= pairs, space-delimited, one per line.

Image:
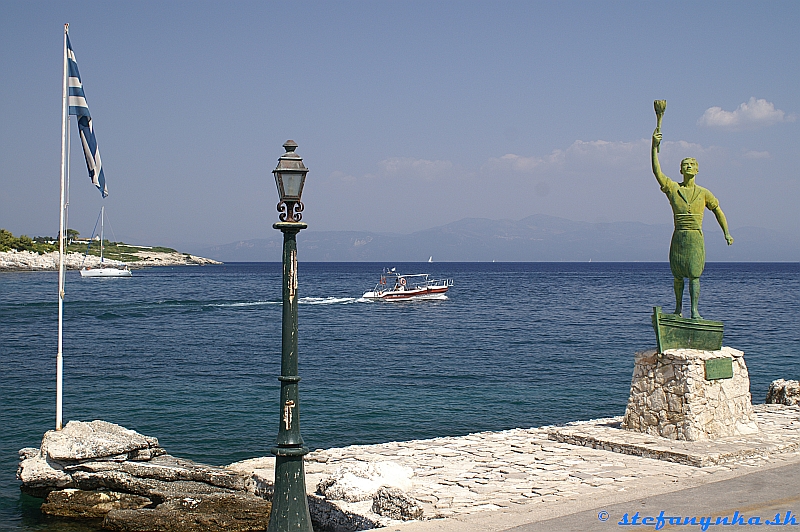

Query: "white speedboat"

xmin=362 ymin=269 xmax=452 ymax=301
xmin=79 ymin=206 xmax=132 ymax=277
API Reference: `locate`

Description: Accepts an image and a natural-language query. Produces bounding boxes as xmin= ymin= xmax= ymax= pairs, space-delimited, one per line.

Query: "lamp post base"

xmin=267 ymin=449 xmax=313 ymax=532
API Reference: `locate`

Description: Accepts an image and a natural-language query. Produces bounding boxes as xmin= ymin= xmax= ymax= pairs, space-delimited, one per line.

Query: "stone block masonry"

xmin=622 ymin=347 xmax=759 ymax=440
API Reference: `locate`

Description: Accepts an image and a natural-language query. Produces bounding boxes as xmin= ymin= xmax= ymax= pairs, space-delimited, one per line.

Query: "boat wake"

xmin=299 ymin=297 xmax=359 ymax=305
xmin=205 ymin=301 xmax=280 ymax=308
xmin=163 ymin=294 xmax=446 ymax=309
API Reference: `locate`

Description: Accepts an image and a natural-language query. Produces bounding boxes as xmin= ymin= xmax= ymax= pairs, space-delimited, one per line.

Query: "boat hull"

xmin=80 ymin=267 xmax=132 ymax=278
xmin=362 ymin=286 xmax=448 ymax=301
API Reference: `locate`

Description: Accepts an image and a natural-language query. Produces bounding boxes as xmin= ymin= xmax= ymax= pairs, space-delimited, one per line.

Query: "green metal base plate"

xmin=652 ymin=306 xmax=724 ymax=353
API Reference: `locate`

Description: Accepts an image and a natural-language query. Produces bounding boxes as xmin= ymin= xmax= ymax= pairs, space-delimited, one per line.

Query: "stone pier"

xmin=19 ymin=404 xmax=800 ymax=531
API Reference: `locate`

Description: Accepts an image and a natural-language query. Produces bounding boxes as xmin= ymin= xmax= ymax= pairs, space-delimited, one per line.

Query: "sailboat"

xmin=80 ymin=205 xmax=131 ymax=277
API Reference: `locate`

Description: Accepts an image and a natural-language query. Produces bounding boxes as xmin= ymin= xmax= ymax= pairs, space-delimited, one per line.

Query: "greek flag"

xmin=67 ymin=35 xmax=107 ymax=197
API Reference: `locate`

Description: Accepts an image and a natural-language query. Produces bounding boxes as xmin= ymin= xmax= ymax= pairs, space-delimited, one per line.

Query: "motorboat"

xmin=362 ymin=269 xmax=452 ymax=301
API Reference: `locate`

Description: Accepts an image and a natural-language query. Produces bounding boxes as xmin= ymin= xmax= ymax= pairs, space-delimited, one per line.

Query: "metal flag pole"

xmin=66 ymin=114 xmax=70 ymax=238
xmin=57 ymin=23 xmax=69 ymax=431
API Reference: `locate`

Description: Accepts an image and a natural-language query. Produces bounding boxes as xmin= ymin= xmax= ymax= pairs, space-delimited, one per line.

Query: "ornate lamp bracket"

xmin=277 ymin=201 xmax=304 ymax=222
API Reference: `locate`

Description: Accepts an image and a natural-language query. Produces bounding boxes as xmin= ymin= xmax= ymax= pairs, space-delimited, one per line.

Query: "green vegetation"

xmin=0 ymin=229 xmax=58 ymax=253
xmin=0 ymin=229 xmax=178 ymax=262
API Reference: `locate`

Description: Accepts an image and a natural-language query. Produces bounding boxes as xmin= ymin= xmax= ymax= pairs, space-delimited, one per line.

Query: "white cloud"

xmin=480 ymin=138 xmax=727 ymax=202
xmin=484 ymin=139 xmax=653 ymax=176
xmin=697 ymin=97 xmax=795 ymax=131
xmin=330 ymin=170 xmax=357 ymax=183
xmin=487 ymin=153 xmax=546 ymax=172
xmin=374 ymin=157 xmax=454 ymax=181
xmin=743 ymin=150 xmax=771 ymax=159
xmin=318 ymin=137 xmax=742 ymax=233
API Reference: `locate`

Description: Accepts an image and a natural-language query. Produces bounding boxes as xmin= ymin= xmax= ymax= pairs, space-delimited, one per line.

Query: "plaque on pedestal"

xmin=651 ymin=306 xmax=723 ymax=353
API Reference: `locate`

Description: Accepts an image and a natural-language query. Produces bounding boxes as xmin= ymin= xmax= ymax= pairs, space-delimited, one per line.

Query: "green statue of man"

xmin=651 ymin=129 xmax=734 ymax=319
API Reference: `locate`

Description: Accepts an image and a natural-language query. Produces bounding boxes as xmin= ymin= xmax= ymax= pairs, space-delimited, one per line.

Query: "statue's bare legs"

xmin=674 ymin=277 xmax=702 ymax=319
xmin=673 ymin=278 xmax=683 ymax=316
xmin=689 ymin=278 xmax=702 ymax=319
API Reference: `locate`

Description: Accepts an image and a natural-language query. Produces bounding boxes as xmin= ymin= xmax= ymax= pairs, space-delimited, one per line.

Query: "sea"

xmin=1 ymin=262 xmax=798 ymax=531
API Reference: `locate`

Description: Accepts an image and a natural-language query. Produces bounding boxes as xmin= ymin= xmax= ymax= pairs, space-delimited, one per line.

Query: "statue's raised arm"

xmin=651 ymin=129 xmax=669 ymax=189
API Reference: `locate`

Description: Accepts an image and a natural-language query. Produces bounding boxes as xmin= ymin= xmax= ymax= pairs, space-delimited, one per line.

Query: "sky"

xmin=1 ymin=1 xmax=798 ymax=251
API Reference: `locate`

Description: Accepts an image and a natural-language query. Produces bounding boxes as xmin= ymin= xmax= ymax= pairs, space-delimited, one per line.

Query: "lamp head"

xmin=273 ymin=140 xmax=308 ymax=222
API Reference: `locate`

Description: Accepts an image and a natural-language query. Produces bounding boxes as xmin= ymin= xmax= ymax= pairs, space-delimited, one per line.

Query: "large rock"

xmin=18 ymin=420 xmax=268 ymax=531
xmin=40 ymin=489 xmax=151 ymax=518
xmin=41 ymin=420 xmax=163 ymax=462
xmin=766 ymin=379 xmax=800 ymax=406
xmin=317 ymin=461 xmax=413 ymax=502
xmin=102 ymin=492 xmax=272 ymax=532
xmin=371 ymin=486 xmax=423 ymax=520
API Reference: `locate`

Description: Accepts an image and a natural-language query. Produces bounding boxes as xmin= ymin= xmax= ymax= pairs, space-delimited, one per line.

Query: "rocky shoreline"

xmin=16 ymin=380 xmax=800 ymax=532
xmin=0 ymin=250 xmax=221 ymax=271
xmin=18 ymin=421 xmax=271 ymax=531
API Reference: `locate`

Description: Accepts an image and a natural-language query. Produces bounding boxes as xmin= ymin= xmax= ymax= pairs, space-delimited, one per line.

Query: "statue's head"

xmin=680 ymin=157 xmax=698 ymax=178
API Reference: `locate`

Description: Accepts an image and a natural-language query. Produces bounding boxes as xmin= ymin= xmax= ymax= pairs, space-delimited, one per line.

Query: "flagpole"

xmin=57 ymin=23 xmax=69 ymax=431
xmin=66 ymin=116 xmax=70 ymax=239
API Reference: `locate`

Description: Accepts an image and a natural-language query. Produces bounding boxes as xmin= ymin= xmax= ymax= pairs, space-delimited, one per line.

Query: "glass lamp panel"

xmin=281 ymin=172 xmax=305 ymax=200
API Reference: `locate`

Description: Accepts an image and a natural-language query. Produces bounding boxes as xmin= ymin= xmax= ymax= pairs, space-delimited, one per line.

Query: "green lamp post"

xmin=267 ymin=140 xmax=313 ymax=532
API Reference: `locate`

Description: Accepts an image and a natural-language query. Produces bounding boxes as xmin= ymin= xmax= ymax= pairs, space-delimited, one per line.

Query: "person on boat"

xmin=651 ymin=129 xmax=733 ymax=320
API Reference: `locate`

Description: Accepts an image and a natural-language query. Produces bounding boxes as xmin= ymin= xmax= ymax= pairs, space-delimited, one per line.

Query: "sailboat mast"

xmin=100 ymin=205 xmax=104 ymax=263
xmin=56 ymin=23 xmax=69 ymax=431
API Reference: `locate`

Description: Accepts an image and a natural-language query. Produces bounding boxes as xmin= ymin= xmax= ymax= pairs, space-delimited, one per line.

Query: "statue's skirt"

xmin=669 ymin=229 xmax=705 ymax=279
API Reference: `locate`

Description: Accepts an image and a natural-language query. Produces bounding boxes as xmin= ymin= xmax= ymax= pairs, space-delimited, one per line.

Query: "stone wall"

xmin=622 ymin=347 xmax=759 ymax=441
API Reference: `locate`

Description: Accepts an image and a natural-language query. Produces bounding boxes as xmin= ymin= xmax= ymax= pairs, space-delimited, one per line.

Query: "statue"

xmin=651 ymin=100 xmax=733 ymax=320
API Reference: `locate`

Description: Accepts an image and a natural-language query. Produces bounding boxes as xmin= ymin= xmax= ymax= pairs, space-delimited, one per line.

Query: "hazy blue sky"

xmin=1 ymin=1 xmax=798 ymax=250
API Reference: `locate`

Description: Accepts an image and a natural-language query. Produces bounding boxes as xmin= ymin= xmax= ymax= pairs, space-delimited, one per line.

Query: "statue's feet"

xmin=673 ymin=308 xmax=682 ymax=317
xmin=691 ymin=312 xmax=703 ymax=320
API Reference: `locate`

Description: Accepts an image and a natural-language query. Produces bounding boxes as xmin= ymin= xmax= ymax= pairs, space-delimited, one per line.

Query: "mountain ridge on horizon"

xmin=196 ymin=214 xmax=800 ymax=263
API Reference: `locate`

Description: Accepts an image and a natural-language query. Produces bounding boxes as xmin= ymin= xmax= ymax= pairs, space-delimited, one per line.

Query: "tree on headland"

xmin=0 ymin=229 xmax=16 ymax=251
xmin=0 ymin=229 xmax=57 ymax=253
xmin=66 ymin=229 xmax=79 ymax=244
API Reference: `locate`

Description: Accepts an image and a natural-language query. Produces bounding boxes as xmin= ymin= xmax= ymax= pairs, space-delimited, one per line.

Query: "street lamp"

xmin=267 ymin=140 xmax=313 ymax=532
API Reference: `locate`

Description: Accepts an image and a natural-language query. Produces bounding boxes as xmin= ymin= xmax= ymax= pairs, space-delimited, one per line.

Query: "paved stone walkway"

xmin=550 ymin=403 xmax=800 ymax=467
xmin=229 ymin=404 xmax=800 ymax=530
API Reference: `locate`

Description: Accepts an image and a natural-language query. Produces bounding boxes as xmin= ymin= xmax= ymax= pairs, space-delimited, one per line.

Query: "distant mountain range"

xmin=198 ymin=214 xmax=800 ymax=262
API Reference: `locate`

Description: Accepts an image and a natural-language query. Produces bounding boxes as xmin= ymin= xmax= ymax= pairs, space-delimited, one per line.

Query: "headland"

xmin=0 ymin=249 xmax=220 ymax=271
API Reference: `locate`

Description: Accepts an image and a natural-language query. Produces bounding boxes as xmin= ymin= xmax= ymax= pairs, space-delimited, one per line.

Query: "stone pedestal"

xmin=622 ymin=347 xmax=759 ymax=441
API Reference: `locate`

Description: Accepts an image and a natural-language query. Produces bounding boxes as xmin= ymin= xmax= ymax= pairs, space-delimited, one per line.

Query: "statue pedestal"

xmin=622 ymin=347 xmax=759 ymax=441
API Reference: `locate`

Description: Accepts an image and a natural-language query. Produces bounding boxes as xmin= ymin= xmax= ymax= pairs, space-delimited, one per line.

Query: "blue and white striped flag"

xmin=66 ymin=35 xmax=107 ymax=198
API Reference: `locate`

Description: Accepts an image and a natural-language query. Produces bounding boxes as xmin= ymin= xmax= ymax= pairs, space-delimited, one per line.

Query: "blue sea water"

xmin=1 ymin=262 xmax=798 ymax=531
